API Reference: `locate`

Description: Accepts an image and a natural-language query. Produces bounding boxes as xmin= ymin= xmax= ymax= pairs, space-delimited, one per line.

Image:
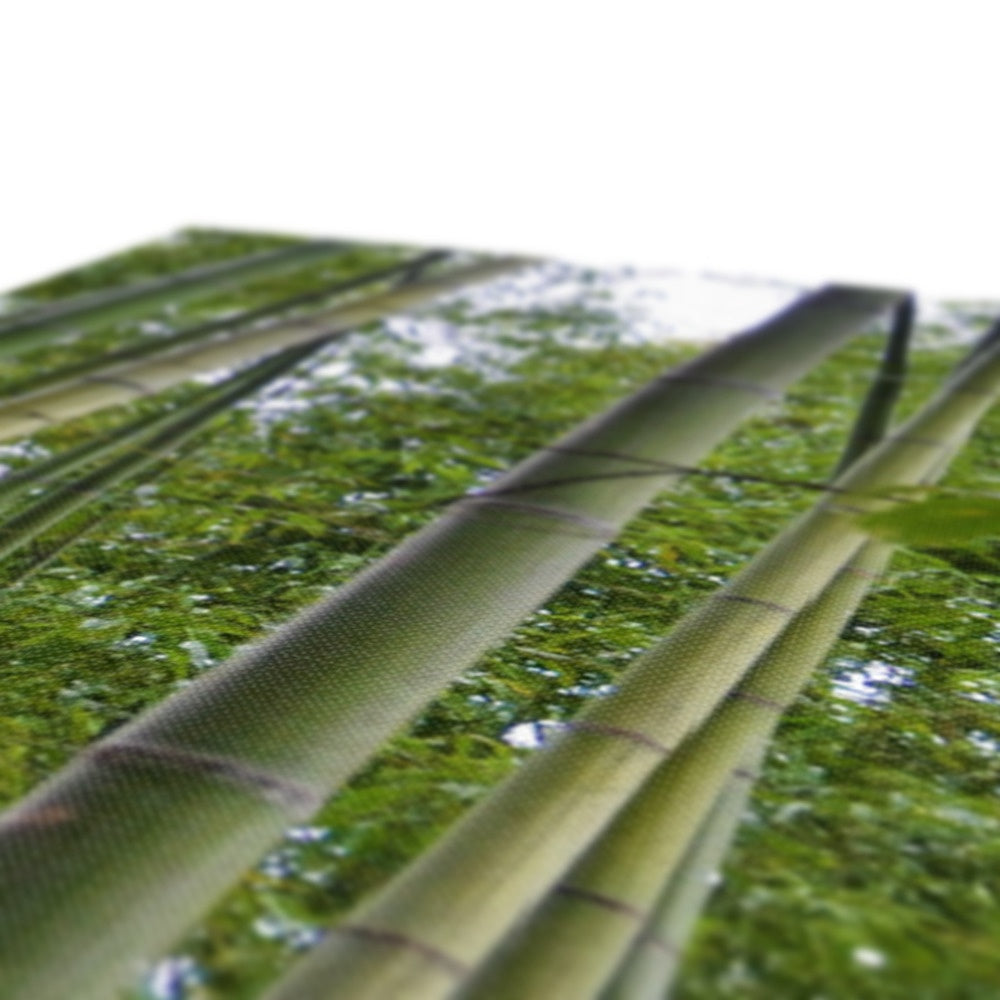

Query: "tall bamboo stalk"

xmin=833 ymin=294 xmax=912 ymax=474
xmin=457 ymin=543 xmax=895 ymax=1000
xmin=0 ymin=251 xmax=444 ymax=504
xmin=0 ymin=338 xmax=333 ymax=565
xmin=0 ymin=455 xmax=197 ymax=588
xmin=0 ymin=256 xmax=525 ymax=442
xmin=954 ymin=314 xmax=1000 ymax=372
xmin=0 ymin=407 xmax=174 ymax=510
xmin=602 ymin=294 xmax=918 ymax=1000
xmin=0 ymin=285 xmax=898 ymax=1000
xmin=261 ymin=331 xmax=1000 ymax=1000
xmin=2 ymin=249 xmax=448 ymax=400
xmin=599 ymin=743 xmax=767 ymax=1000
xmin=0 ymin=241 xmax=343 ymax=356
xmin=605 ymin=312 xmax=996 ymax=1000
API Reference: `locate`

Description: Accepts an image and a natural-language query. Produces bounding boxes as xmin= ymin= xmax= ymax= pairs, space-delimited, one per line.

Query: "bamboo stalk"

xmin=0 ymin=242 xmax=331 ymax=332
xmin=0 ymin=406 xmax=175 ymax=511
xmin=0 ymin=285 xmax=898 ymax=1000
xmin=0 ymin=256 xmax=526 ymax=442
xmin=2 ymin=249 xmax=448 ymax=400
xmin=599 ymin=743 xmax=767 ymax=1000
xmin=953 ymin=314 xmax=1000 ymax=373
xmin=0 ymin=415 xmax=244 ymax=586
xmin=0 ymin=338 xmax=332 ymax=565
xmin=458 ymin=543 xmax=894 ymax=1000
xmin=0 ymin=241 xmax=343 ymax=356
xmin=261 ymin=334 xmax=1000 ymax=1000
xmin=833 ymin=295 xmax=912 ymax=474
xmin=602 ymin=295 xmax=920 ymax=1000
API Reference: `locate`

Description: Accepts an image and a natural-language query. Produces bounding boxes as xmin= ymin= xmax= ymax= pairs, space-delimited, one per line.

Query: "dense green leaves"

xmin=861 ymin=490 xmax=1000 ymax=546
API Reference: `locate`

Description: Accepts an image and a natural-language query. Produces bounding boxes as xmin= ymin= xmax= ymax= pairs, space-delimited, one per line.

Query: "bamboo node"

xmin=715 ymin=593 xmax=796 ymax=616
xmin=556 ymin=884 xmax=649 ymax=922
xmin=949 ymin=384 xmax=996 ymax=399
xmin=87 ymin=742 xmax=323 ymax=816
xmin=562 ymin=720 xmax=672 ymax=756
xmin=637 ymin=930 xmax=682 ymax=955
xmin=332 ymin=924 xmax=469 ymax=976
xmin=3 ymin=804 xmax=76 ymax=829
xmin=541 ymin=445 xmax=674 ymax=469
xmin=456 ymin=495 xmax=618 ymax=539
xmin=81 ymin=374 xmax=153 ymax=395
xmin=725 ymin=689 xmax=785 ymax=712
xmin=824 ymin=500 xmax=871 ymax=515
xmin=838 ymin=563 xmax=882 ymax=580
xmin=17 ymin=410 xmax=53 ymax=425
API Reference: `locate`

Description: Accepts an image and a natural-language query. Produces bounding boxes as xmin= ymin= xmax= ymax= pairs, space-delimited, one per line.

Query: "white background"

xmin=1 ymin=1 xmax=995 ymax=299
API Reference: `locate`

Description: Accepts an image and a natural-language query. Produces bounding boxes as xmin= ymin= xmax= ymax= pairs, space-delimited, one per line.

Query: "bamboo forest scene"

xmin=0 ymin=229 xmax=997 ymax=1000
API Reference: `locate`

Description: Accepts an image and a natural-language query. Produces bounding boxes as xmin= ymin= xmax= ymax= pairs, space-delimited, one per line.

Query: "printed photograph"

xmin=0 ymin=230 xmax=997 ymax=999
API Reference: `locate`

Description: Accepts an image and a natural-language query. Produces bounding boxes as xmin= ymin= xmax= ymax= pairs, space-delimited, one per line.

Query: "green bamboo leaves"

xmin=0 ymin=248 xmax=450 ymax=570
xmin=860 ymin=490 xmax=1000 ymax=545
xmin=0 ymin=284 xmax=898 ymax=1000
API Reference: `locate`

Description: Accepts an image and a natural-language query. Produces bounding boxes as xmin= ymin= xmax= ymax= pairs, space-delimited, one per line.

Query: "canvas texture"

xmin=0 ymin=230 xmax=997 ymax=1000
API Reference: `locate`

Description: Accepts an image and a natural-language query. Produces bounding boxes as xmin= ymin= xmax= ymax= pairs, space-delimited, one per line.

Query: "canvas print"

xmin=0 ymin=229 xmax=996 ymax=1000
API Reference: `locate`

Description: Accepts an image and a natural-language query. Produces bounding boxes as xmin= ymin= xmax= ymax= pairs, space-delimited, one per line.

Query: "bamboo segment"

xmin=600 ymin=745 xmax=767 ymax=1000
xmin=2 ymin=467 xmax=183 ymax=587
xmin=833 ymin=295 xmax=912 ymax=474
xmin=0 ymin=252 xmax=443 ymax=553
xmin=0 ymin=339 xmax=330 ymax=565
xmin=3 ymin=249 xmax=448 ymax=401
xmin=261 ymin=336 xmax=999 ymax=1000
xmin=0 ymin=407 xmax=173 ymax=510
xmin=0 ymin=241 xmax=343 ymax=356
xmin=0 ymin=255 xmax=525 ymax=441
xmin=459 ymin=544 xmax=894 ymax=1000
xmin=955 ymin=314 xmax=1000 ymax=372
xmin=604 ymin=295 xmax=920 ymax=1000
xmin=0 ymin=286 xmax=898 ymax=1000
xmin=484 ymin=415 xmax=963 ymax=1000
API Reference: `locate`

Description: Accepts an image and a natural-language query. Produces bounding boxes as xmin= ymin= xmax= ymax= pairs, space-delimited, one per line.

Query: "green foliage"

xmin=861 ymin=490 xmax=1000 ymax=546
